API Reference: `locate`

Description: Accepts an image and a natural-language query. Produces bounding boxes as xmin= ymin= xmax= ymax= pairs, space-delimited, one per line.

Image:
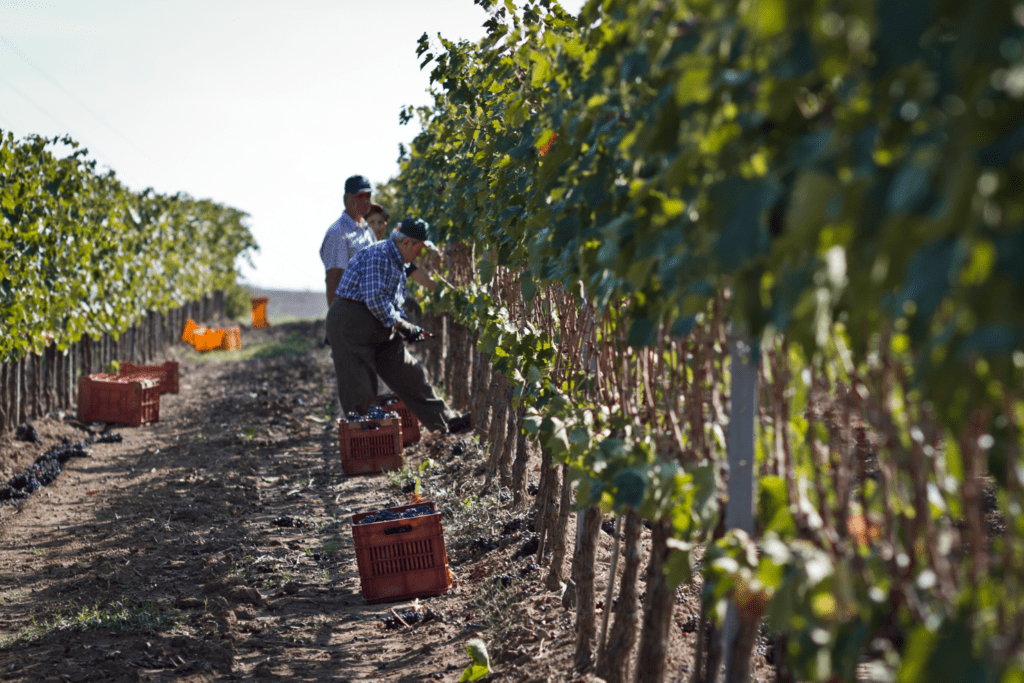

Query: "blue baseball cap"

xmin=344 ymin=175 xmax=371 ymax=195
xmin=399 ymin=217 xmax=438 ymax=251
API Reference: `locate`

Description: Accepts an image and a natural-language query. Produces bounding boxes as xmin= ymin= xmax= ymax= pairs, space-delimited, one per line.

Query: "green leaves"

xmin=460 ymin=638 xmax=492 ymax=682
xmin=0 ymin=132 xmax=256 ymax=361
xmin=757 ymin=475 xmax=795 ymax=535
xmin=386 ymin=2 xmax=1024 ymax=680
xmin=898 ymin=618 xmax=989 ymax=683
xmin=612 ymin=467 xmax=647 ymax=508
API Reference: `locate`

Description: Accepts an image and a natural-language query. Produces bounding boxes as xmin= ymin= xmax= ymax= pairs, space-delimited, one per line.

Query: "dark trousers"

xmin=325 ymin=297 xmax=458 ymax=432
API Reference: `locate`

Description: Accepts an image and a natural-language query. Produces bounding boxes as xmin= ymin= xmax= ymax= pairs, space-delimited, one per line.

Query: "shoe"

xmin=447 ymin=412 xmax=472 ymax=434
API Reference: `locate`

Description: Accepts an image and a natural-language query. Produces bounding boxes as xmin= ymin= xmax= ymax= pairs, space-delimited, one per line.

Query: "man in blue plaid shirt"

xmin=326 ymin=217 xmax=471 ymax=434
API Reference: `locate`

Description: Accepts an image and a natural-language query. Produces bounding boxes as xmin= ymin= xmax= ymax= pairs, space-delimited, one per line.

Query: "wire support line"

xmin=0 ymin=32 xmax=162 ymax=169
xmin=0 ymin=72 xmax=79 ymax=140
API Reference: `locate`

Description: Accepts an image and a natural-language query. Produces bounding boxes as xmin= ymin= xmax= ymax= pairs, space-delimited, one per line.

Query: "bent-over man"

xmin=325 ymin=217 xmax=471 ymax=434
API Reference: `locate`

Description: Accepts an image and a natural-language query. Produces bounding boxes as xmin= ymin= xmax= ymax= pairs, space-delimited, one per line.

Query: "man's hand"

xmin=396 ymin=320 xmax=431 ymax=343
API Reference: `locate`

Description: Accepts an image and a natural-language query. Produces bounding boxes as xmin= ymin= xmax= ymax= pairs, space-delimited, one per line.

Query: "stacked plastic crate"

xmin=339 ymin=406 xmax=404 ymax=475
xmin=378 ymin=393 xmax=421 ymax=446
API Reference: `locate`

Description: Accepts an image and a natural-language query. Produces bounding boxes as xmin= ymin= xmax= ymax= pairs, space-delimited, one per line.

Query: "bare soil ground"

xmin=0 ymin=321 xmax=776 ymax=683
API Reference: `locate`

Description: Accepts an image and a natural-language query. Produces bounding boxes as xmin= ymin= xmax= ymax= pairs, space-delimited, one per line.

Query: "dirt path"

xmin=0 ymin=321 xmax=773 ymax=683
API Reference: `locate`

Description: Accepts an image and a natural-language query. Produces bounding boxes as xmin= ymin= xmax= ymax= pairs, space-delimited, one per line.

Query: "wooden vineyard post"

xmin=597 ymin=511 xmax=643 ymax=683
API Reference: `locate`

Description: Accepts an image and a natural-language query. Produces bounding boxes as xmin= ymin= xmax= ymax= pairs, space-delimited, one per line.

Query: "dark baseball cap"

xmin=399 ymin=217 xmax=437 ymax=251
xmin=344 ymin=175 xmax=371 ymax=195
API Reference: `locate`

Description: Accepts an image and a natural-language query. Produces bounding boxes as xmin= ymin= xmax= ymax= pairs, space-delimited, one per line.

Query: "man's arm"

xmin=409 ymin=267 xmax=436 ymax=291
xmin=325 ymin=268 xmax=343 ymax=305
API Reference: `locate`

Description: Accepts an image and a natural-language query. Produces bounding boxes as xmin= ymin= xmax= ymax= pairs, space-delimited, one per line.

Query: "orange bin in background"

xmin=191 ymin=327 xmax=225 ymax=352
xmin=220 ymin=327 xmax=242 ymax=350
xmin=181 ymin=318 xmax=199 ymax=344
xmin=251 ymin=297 xmax=269 ymax=328
xmin=181 ymin=318 xmax=242 ymax=352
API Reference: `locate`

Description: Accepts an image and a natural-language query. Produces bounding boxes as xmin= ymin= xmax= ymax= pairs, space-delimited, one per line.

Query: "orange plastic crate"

xmin=190 ymin=326 xmax=224 ymax=352
xmin=379 ymin=394 xmax=421 ymax=446
xmin=339 ymin=417 xmax=403 ymax=476
xmin=220 ymin=327 xmax=242 ymax=350
xmin=351 ymin=501 xmax=452 ymax=603
xmin=181 ymin=318 xmax=198 ymax=344
xmin=251 ymin=297 xmax=269 ymax=328
xmin=118 ymin=361 xmax=179 ymax=395
xmin=77 ymin=373 xmax=160 ymax=426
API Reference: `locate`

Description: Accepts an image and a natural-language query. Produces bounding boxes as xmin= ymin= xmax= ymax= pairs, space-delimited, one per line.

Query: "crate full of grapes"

xmin=77 ymin=373 xmax=160 ymax=426
xmin=351 ymin=501 xmax=452 ymax=603
xmin=378 ymin=393 xmax=421 ymax=446
xmin=339 ymin=407 xmax=403 ymax=476
xmin=118 ymin=360 xmax=180 ymax=395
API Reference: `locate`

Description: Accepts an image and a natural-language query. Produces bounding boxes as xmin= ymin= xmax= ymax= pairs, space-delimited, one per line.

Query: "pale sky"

xmin=0 ymin=0 xmax=582 ymax=291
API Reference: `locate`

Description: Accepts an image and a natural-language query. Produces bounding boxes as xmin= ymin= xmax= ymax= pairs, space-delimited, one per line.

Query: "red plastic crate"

xmin=118 ymin=361 xmax=179 ymax=395
xmin=339 ymin=417 xmax=403 ymax=476
xmin=351 ymin=501 xmax=452 ymax=603
xmin=378 ymin=394 xmax=421 ymax=446
xmin=77 ymin=373 xmax=160 ymax=426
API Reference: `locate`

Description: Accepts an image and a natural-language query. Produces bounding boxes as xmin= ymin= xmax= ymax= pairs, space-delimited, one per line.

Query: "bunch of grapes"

xmin=356 ymin=504 xmax=434 ymax=525
xmin=270 ymin=516 xmax=308 ymax=528
xmin=381 ymin=607 xmax=444 ymax=630
xmin=356 ymin=509 xmax=401 ymax=524
xmin=468 ymin=537 xmax=500 ymax=556
xmin=345 ymin=407 xmax=398 ymax=429
xmin=401 ymin=504 xmax=435 ymax=518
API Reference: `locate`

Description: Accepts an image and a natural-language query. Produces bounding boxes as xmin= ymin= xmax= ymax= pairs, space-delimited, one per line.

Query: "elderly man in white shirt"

xmin=320 ymin=174 xmax=376 ymax=306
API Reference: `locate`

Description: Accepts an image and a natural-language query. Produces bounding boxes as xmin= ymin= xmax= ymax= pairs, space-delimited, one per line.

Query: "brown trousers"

xmin=325 ymin=297 xmax=458 ymax=432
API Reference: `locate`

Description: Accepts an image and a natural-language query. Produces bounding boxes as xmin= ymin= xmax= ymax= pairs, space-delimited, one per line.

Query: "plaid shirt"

xmin=319 ymin=212 xmax=375 ymax=271
xmin=335 ymin=239 xmax=407 ymax=327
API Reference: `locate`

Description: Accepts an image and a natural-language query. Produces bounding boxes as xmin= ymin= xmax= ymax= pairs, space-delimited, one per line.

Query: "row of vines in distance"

xmin=0 ymin=131 xmax=257 ymax=363
xmin=383 ymin=0 xmax=1024 ymax=681
xmin=0 ymin=131 xmax=257 ymax=430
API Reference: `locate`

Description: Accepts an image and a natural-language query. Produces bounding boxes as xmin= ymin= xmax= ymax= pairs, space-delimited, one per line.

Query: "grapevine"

xmin=383 ymin=0 xmax=1024 ymax=679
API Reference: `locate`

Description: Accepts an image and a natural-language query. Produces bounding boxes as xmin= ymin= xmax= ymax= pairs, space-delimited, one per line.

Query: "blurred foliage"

xmin=0 ymin=131 xmax=257 ymax=361
xmin=224 ymin=280 xmax=253 ymax=321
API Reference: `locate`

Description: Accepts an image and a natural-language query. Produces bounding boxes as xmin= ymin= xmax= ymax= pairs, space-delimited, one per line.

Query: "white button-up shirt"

xmin=319 ymin=212 xmax=375 ymax=272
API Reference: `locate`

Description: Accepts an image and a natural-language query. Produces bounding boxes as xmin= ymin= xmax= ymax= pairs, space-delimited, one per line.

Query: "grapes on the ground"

xmin=1 ymin=439 xmax=90 ymax=505
xmin=468 ymin=537 xmax=499 ymax=555
xmin=270 ymin=516 xmax=307 ymax=528
xmin=512 ymin=534 xmax=539 ymax=561
xmin=519 ymin=561 xmax=540 ymax=577
xmin=15 ymin=423 xmax=41 ymax=443
xmin=501 ymin=518 xmax=524 ymax=535
xmin=380 ymin=607 xmax=445 ymax=630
